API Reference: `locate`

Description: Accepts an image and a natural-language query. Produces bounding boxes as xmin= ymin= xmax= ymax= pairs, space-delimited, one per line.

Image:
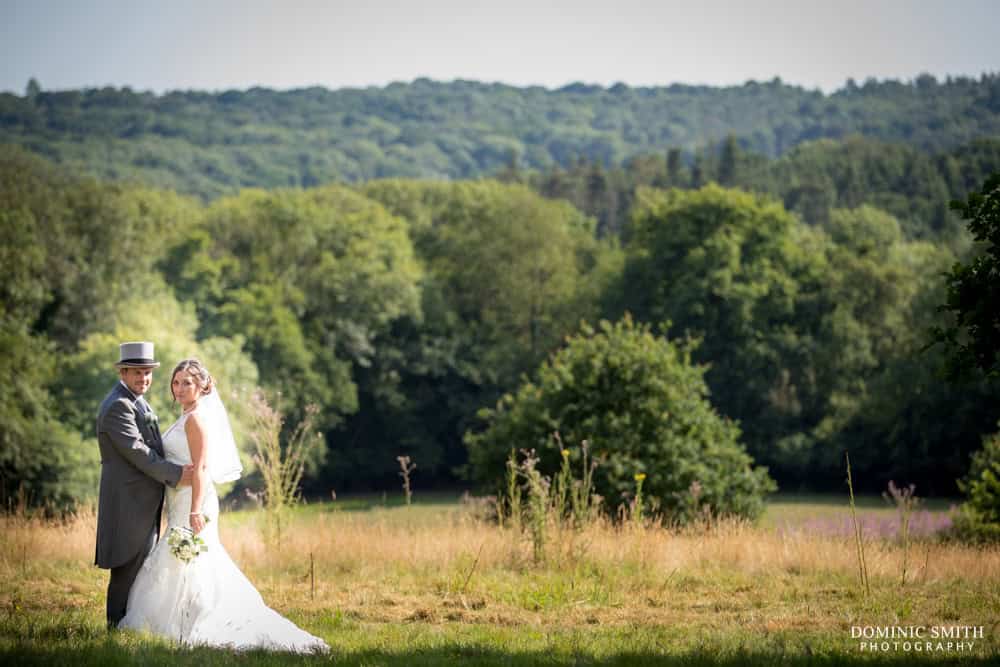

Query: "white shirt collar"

xmin=119 ymin=380 xmax=140 ymax=402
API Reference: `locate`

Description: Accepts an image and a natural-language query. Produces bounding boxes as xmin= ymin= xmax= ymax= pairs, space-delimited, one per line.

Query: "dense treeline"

xmin=612 ymin=187 xmax=999 ymax=491
xmin=525 ymin=135 xmax=1000 ymax=241
xmin=2 ymin=74 xmax=999 ymax=199
xmin=2 ymin=137 xmax=998 ymax=510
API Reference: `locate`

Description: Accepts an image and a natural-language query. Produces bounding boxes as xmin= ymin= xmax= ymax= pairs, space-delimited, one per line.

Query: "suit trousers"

xmin=107 ymin=519 xmax=158 ymax=629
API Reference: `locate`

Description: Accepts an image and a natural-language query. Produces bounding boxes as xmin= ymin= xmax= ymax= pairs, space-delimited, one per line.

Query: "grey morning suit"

xmin=95 ymin=382 xmax=182 ymax=628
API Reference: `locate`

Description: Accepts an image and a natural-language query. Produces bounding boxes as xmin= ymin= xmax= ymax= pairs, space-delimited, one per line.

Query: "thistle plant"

xmin=397 ymin=455 xmax=416 ymax=506
xmin=883 ymin=480 xmax=919 ymax=586
xmin=674 ymin=479 xmax=706 ymax=525
xmin=569 ymin=439 xmax=600 ymax=527
xmin=520 ymin=450 xmax=550 ymax=564
xmin=501 ymin=449 xmax=522 ymax=532
xmin=552 ymin=433 xmax=572 ymax=522
xmin=248 ymin=391 xmax=322 ymax=546
xmin=497 ymin=440 xmax=605 ymax=566
xmin=632 ymin=473 xmax=647 ymax=527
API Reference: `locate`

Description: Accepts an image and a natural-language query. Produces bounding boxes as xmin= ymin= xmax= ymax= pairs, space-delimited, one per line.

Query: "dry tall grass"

xmin=2 ymin=500 xmax=998 ymax=636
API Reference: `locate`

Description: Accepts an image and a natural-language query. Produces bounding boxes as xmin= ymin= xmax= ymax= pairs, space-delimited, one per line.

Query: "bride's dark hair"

xmin=170 ymin=358 xmax=214 ymax=401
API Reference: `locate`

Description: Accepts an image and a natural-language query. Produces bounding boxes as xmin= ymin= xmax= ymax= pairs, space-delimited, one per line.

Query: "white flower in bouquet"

xmin=167 ymin=521 xmax=209 ymax=563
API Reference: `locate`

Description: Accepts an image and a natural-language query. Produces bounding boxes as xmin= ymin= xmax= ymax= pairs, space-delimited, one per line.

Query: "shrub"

xmin=465 ymin=316 xmax=776 ymax=524
xmin=951 ymin=423 xmax=1000 ymax=543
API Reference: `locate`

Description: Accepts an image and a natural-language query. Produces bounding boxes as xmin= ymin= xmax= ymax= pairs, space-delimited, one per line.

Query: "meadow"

xmin=1 ymin=492 xmax=997 ymax=666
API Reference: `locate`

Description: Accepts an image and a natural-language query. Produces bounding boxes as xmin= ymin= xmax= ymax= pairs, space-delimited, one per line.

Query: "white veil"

xmin=199 ymin=388 xmax=243 ymax=483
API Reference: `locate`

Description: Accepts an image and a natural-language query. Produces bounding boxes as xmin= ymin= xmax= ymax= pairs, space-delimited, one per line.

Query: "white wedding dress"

xmin=119 ymin=409 xmax=328 ymax=653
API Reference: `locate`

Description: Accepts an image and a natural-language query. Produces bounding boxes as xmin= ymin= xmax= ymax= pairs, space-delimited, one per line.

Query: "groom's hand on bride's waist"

xmin=177 ymin=464 xmax=195 ymax=486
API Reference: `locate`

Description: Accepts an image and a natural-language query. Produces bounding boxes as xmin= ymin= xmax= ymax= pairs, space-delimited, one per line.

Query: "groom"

xmin=95 ymin=341 xmax=193 ymax=628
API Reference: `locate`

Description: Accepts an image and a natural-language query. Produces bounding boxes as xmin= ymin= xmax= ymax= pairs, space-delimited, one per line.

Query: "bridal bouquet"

xmin=167 ymin=524 xmax=209 ymax=563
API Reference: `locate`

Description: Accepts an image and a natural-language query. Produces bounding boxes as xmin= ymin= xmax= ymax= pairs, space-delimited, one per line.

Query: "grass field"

xmin=1 ymin=492 xmax=997 ymax=665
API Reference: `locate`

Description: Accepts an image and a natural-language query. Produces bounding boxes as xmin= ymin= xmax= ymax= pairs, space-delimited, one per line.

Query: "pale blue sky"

xmin=2 ymin=0 xmax=998 ymax=94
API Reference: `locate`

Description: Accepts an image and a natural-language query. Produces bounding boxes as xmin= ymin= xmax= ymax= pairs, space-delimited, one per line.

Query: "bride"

xmin=119 ymin=359 xmax=328 ymax=653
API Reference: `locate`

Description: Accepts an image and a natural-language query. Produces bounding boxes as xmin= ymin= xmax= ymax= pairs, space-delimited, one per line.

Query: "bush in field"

xmin=465 ymin=316 xmax=776 ymax=524
xmin=951 ymin=423 xmax=1000 ymax=543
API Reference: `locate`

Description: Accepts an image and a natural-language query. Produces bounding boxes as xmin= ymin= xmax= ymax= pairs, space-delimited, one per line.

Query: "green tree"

xmin=717 ymin=134 xmax=739 ymax=186
xmin=0 ymin=148 xmax=201 ymax=347
xmin=809 ymin=206 xmax=992 ymax=490
xmin=348 ymin=179 xmax=621 ymax=488
xmin=25 ymin=78 xmax=41 ymax=100
xmin=690 ymin=151 xmax=705 ymax=189
xmin=465 ymin=316 xmax=775 ymax=522
xmin=617 ymin=186 xmax=833 ymax=476
xmin=933 ymin=173 xmax=1000 ymax=378
xmin=665 ymin=148 xmax=683 ymax=187
xmin=0 ymin=321 xmax=97 ymax=510
xmin=951 ymin=424 xmax=1000 ymax=542
xmin=166 ymin=185 xmax=423 ymax=431
xmin=368 ymin=180 xmax=617 ymax=388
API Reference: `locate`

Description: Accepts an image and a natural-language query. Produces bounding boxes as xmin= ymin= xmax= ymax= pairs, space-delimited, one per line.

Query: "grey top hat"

xmin=116 ymin=341 xmax=161 ymax=368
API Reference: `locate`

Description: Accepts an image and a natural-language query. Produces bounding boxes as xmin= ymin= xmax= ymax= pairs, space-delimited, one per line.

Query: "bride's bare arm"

xmin=185 ymin=412 xmax=210 ymax=534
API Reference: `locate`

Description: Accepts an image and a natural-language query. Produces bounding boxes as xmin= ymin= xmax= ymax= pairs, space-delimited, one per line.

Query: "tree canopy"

xmin=3 ymin=75 xmax=999 ymax=199
xmin=933 ymin=173 xmax=1000 ymax=378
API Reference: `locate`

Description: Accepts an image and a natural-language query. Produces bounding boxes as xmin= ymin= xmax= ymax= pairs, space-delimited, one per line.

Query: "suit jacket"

xmin=94 ymin=382 xmax=183 ymax=569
